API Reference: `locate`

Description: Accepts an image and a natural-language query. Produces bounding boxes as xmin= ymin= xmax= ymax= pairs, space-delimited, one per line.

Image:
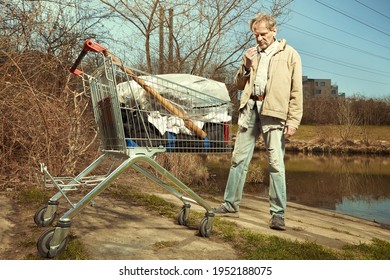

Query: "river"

xmin=206 ymin=153 xmax=390 ymax=226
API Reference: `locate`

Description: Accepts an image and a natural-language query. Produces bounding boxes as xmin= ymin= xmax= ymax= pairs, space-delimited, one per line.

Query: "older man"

xmin=213 ymin=13 xmax=303 ymax=230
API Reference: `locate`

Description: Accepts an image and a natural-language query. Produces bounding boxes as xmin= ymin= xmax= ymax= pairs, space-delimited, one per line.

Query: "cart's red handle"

xmin=69 ymin=39 xmax=107 ymax=75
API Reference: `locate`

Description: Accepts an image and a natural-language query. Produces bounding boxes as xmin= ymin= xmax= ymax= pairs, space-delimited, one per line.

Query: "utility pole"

xmin=159 ymin=6 xmax=164 ymax=74
xmin=168 ymin=8 xmax=173 ymax=73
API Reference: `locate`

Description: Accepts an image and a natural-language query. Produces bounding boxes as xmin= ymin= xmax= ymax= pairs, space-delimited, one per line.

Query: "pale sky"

xmin=277 ymin=0 xmax=390 ymax=99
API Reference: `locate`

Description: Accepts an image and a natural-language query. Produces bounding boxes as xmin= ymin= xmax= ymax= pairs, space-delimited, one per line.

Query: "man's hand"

xmin=284 ymin=126 xmax=296 ymax=139
xmin=244 ymin=46 xmax=258 ymax=69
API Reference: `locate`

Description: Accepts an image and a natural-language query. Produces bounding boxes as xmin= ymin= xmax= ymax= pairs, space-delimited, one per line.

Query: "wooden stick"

xmin=104 ymin=50 xmax=207 ymax=139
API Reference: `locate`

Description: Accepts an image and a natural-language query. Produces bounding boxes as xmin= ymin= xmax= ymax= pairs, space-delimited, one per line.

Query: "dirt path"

xmin=0 ymin=189 xmax=389 ymax=260
xmin=72 ymin=196 xmax=238 ymax=260
xmin=0 ymin=193 xmax=14 ymax=257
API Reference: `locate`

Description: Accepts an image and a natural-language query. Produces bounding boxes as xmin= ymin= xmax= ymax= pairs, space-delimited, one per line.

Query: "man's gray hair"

xmin=249 ymin=13 xmax=277 ymax=31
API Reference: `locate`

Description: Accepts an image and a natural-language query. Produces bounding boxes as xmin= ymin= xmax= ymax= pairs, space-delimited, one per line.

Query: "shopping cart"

xmin=34 ymin=39 xmax=233 ymax=258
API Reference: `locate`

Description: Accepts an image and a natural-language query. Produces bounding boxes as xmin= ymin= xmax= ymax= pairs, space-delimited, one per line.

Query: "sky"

xmin=277 ymin=0 xmax=390 ymax=99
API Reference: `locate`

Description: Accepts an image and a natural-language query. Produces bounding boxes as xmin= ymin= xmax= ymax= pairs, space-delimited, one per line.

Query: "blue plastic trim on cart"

xmin=203 ymin=137 xmax=210 ymax=150
xmin=166 ymin=132 xmax=176 ymax=152
xmin=166 ymin=132 xmax=210 ymax=152
xmin=126 ymin=139 xmax=139 ymax=148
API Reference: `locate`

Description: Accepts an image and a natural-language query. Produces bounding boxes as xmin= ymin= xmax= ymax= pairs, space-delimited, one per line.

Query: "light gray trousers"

xmin=223 ymin=101 xmax=286 ymax=217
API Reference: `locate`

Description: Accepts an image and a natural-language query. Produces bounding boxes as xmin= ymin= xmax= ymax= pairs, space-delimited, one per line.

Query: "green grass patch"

xmin=293 ymin=125 xmax=390 ymax=143
xmin=106 ymin=184 xmax=178 ymax=219
xmin=55 ymin=234 xmax=90 ymax=260
xmin=24 ymin=233 xmax=90 ymax=260
xmin=153 ymin=240 xmax=180 ymax=250
xmin=235 ymin=229 xmax=338 ymax=260
xmin=341 ymin=238 xmax=390 ymax=260
xmin=212 ymin=219 xmax=339 ymax=259
xmin=17 ymin=186 xmax=49 ymax=206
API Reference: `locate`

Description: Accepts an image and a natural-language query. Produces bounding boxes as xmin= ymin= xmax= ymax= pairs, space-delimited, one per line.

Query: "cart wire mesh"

xmin=87 ymin=55 xmax=233 ymax=155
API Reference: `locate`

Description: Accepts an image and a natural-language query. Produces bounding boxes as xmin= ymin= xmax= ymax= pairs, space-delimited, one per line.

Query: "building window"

xmin=320 ymin=82 xmax=325 ymax=86
xmin=331 ymin=90 xmax=336 ymax=95
xmin=315 ymin=89 xmax=321 ymax=94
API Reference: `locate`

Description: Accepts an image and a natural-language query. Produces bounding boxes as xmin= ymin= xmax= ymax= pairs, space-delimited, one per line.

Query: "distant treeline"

xmin=301 ymin=96 xmax=390 ymax=126
xmin=228 ymin=89 xmax=390 ymax=126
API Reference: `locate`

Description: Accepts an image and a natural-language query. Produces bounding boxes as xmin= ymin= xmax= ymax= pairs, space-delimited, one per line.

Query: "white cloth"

xmin=117 ymin=73 xmax=232 ymax=136
xmin=148 ymin=110 xmax=231 ymax=136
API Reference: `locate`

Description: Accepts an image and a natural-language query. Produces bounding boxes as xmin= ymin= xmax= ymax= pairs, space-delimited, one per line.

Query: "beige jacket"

xmin=235 ymin=39 xmax=303 ymax=129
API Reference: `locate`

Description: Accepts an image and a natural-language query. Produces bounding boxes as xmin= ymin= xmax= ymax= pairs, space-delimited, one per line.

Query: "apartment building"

xmin=302 ymin=76 xmax=345 ymax=99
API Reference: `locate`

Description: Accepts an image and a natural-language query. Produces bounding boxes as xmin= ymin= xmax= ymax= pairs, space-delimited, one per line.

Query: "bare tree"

xmin=0 ymin=0 xmax=109 ymax=188
xmin=99 ymin=0 xmax=161 ymax=73
xmin=99 ymin=0 xmax=293 ymax=79
xmin=1 ymin=0 xmax=113 ymax=61
xmin=336 ymin=98 xmax=361 ymax=143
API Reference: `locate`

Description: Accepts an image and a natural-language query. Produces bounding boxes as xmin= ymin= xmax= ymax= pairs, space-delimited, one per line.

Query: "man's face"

xmin=252 ymin=21 xmax=277 ymax=50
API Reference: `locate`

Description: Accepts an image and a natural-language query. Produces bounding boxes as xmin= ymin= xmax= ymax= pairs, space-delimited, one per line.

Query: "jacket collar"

xmin=252 ymin=39 xmax=286 ymax=71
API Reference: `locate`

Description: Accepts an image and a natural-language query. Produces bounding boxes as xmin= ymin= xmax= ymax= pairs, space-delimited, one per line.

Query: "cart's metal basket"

xmin=87 ymin=55 xmax=233 ymax=155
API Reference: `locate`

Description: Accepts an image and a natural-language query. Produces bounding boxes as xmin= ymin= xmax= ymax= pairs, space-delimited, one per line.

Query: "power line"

xmin=284 ymin=24 xmax=390 ymax=61
xmin=354 ymin=0 xmax=390 ymax=21
xmin=291 ymin=9 xmax=390 ymax=51
xmin=304 ymin=65 xmax=390 ymax=86
xmin=297 ymin=49 xmax=390 ymax=78
xmin=315 ymin=0 xmax=390 ymax=37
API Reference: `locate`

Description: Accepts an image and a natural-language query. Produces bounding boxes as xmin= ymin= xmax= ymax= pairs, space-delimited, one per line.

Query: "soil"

xmin=1 ymin=176 xmax=389 ymax=260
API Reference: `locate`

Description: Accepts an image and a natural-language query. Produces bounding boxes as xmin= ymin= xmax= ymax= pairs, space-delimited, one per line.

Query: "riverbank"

xmin=251 ymin=125 xmax=390 ymax=155
xmin=284 ymin=138 xmax=390 ymax=155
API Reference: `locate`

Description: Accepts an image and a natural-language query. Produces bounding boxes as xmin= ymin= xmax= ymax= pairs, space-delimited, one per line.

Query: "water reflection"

xmin=336 ymin=198 xmax=390 ymax=225
xmin=208 ymin=153 xmax=390 ymax=225
xmin=282 ymin=154 xmax=390 ymax=225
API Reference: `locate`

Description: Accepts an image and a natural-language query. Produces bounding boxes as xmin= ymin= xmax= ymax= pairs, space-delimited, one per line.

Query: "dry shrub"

xmin=156 ymin=154 xmax=209 ymax=187
xmin=246 ymin=164 xmax=265 ymax=184
xmin=0 ymin=50 xmax=98 ymax=189
xmin=315 ymin=126 xmax=336 ymax=145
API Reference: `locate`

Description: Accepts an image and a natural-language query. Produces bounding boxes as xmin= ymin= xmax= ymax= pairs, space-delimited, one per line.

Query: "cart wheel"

xmin=199 ymin=217 xmax=212 ymax=237
xmin=34 ymin=205 xmax=56 ymax=227
xmin=37 ymin=228 xmax=69 ymax=258
xmin=177 ymin=207 xmax=189 ymax=226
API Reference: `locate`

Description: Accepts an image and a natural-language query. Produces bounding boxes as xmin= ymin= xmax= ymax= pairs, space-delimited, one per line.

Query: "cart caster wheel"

xmin=34 ymin=205 xmax=56 ymax=227
xmin=199 ymin=217 xmax=212 ymax=237
xmin=177 ymin=204 xmax=190 ymax=226
xmin=37 ymin=228 xmax=69 ymax=258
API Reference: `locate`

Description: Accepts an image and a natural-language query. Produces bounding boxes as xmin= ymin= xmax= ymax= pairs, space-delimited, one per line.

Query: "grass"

xmin=16 ymin=186 xmax=91 ymax=260
xmin=234 ymin=230 xmax=337 ymax=260
xmin=24 ymin=233 xmax=90 ymax=260
xmin=153 ymin=241 xmax=180 ymax=250
xmin=232 ymin=124 xmax=390 ymax=145
xmin=56 ymin=235 xmax=90 ymax=260
xmin=17 ymin=185 xmax=50 ymax=206
xmin=288 ymin=125 xmax=390 ymax=143
xmin=341 ymin=239 xmax=390 ymax=260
